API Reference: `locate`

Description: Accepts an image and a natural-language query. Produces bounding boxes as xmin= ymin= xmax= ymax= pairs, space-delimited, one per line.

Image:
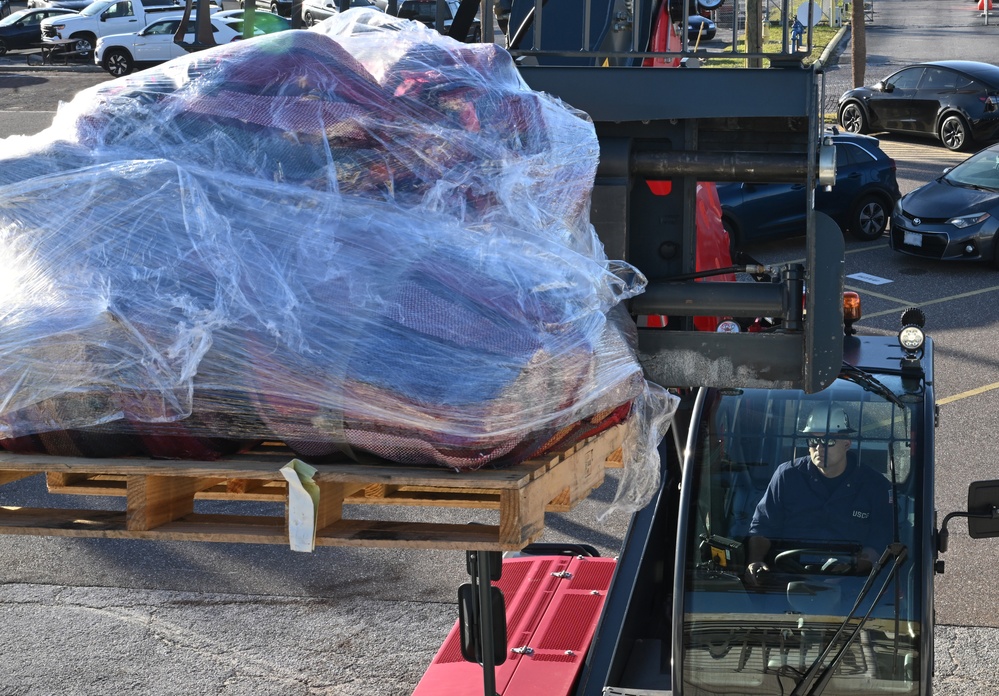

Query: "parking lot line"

xmin=939 ymin=382 xmax=999 ymax=406
xmin=858 ymin=283 xmax=999 ymax=319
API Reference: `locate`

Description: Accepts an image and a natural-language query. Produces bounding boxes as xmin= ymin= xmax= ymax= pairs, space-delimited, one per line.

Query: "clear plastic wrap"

xmin=0 ymin=11 xmax=677 ymax=510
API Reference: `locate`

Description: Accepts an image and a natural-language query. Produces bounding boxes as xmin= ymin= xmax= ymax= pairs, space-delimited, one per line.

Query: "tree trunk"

xmin=747 ymin=0 xmax=763 ymax=67
xmin=851 ymin=0 xmax=866 ymax=87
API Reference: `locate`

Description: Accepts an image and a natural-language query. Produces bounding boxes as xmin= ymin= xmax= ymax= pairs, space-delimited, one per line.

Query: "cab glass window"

xmin=681 ymin=380 xmax=924 ymax=696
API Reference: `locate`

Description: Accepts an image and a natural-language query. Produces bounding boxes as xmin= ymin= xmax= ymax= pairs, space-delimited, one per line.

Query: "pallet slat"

xmin=0 ymin=423 xmax=628 ymax=551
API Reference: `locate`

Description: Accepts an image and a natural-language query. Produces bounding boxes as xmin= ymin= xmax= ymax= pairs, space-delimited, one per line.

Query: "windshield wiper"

xmin=788 ymin=542 xmax=908 ymax=696
xmin=840 ymin=363 xmax=907 ymax=411
xmin=957 ymin=182 xmax=997 ymax=192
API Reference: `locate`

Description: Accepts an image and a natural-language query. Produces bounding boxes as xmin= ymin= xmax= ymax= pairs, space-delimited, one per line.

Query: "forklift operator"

xmin=743 ymin=404 xmax=893 ymax=586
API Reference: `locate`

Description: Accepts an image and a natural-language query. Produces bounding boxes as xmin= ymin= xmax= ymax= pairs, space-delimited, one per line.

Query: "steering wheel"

xmin=773 ymin=548 xmax=858 ymax=575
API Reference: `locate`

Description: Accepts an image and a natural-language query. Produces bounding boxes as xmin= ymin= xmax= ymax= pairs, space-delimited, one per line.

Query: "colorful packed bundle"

xmin=0 ymin=10 xmax=675 ymax=509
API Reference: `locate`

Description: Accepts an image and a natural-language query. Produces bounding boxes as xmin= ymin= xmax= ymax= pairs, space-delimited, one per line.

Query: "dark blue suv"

xmin=718 ymin=131 xmax=901 ymax=248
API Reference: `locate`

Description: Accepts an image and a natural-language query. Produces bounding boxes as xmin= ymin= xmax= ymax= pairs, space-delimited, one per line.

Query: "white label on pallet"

xmin=281 ymin=459 xmax=320 ymax=552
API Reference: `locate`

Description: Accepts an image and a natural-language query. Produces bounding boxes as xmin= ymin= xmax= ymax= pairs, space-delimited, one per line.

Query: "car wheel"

xmin=102 ymin=48 xmax=133 ymax=77
xmin=848 ymin=193 xmax=889 ymax=241
xmin=303 ymin=10 xmax=315 ymax=24
xmin=939 ymin=114 xmax=973 ymax=152
xmin=270 ymin=1 xmax=280 ymax=14
xmin=71 ymin=33 xmax=96 ymax=56
xmin=722 ymin=218 xmax=742 ymax=253
xmin=839 ymin=101 xmax=868 ymax=134
xmin=0 ymin=39 xmax=7 ymax=57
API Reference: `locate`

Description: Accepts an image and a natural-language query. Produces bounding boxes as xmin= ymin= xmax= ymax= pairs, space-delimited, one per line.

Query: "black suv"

xmin=838 ymin=60 xmax=999 ymax=152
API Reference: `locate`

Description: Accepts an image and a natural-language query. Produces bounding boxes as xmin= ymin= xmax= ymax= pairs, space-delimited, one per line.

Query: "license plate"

xmin=903 ymin=231 xmax=923 ymax=247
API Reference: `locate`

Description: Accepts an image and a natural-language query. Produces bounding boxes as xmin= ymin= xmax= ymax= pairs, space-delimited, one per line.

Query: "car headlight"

xmin=947 ymin=212 xmax=991 ymax=229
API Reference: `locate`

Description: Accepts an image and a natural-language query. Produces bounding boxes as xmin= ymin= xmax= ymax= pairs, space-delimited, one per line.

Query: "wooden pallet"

xmin=0 ymin=424 xmax=626 ymax=551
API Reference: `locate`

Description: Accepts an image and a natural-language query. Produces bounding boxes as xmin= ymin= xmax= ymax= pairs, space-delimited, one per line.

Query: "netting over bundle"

xmin=0 ymin=10 xmax=676 ymax=510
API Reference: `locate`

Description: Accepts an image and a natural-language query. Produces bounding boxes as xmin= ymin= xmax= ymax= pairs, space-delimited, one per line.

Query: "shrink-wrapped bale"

xmin=0 ymin=10 xmax=676 ymax=512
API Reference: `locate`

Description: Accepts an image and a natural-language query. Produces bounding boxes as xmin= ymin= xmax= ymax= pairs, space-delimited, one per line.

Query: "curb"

xmin=816 ymin=23 xmax=850 ymax=70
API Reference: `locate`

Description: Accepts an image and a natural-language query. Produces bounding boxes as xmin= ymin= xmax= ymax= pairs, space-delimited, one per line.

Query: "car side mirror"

xmin=881 ymin=82 xmax=894 ymax=93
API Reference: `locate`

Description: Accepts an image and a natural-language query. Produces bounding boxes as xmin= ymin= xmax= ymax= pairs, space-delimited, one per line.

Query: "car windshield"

xmin=0 ymin=9 xmax=32 ymax=25
xmin=80 ymin=0 xmax=123 ymax=16
xmin=942 ymin=147 xmax=999 ymax=191
xmin=680 ymin=378 xmax=924 ymax=695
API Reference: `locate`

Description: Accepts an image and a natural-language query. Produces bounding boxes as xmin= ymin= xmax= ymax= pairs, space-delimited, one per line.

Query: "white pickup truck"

xmin=40 ymin=0 xmax=215 ymax=55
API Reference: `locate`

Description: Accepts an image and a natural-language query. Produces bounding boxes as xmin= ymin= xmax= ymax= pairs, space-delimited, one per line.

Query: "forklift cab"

xmin=678 ymin=374 xmax=927 ymax=695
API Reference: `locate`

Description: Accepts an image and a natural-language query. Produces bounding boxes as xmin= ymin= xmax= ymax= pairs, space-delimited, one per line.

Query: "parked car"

xmin=396 ymin=0 xmax=480 ymax=40
xmin=890 ymin=141 xmax=999 ymax=266
xmin=0 ymin=7 xmax=75 ymax=54
xmin=26 ymin=0 xmax=93 ymax=10
xmin=239 ymin=0 xmax=291 ymax=18
xmin=40 ymin=0 xmax=211 ymax=56
xmin=94 ymin=13 xmax=243 ymax=77
xmin=838 ymin=60 xmax=999 ymax=152
xmin=214 ymin=8 xmax=291 ymax=32
xmin=687 ymin=13 xmax=715 ymax=41
xmin=300 ymin=0 xmax=383 ymax=26
xmin=719 ymin=131 xmax=901 ymax=247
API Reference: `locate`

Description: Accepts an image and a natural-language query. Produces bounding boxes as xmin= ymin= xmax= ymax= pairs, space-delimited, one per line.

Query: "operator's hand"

xmin=744 ymin=561 xmax=770 ymax=587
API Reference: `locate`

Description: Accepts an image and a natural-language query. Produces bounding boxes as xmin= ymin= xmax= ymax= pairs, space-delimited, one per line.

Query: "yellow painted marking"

xmin=858 ymin=284 xmax=999 ymax=319
xmin=843 ymin=286 xmax=908 ymax=304
xmin=939 ymin=382 xmax=999 ymax=406
xmin=846 ymin=243 xmax=889 ymax=255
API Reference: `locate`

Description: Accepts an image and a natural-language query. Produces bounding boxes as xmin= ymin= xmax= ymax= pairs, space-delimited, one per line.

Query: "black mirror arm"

xmin=938 ymin=506 xmax=999 ymax=553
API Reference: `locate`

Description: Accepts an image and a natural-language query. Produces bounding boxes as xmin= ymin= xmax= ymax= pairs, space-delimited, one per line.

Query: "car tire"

xmin=722 ymin=218 xmax=742 ymax=253
xmin=939 ymin=113 xmax=973 ymax=152
xmin=839 ymin=101 xmax=869 ymax=135
xmin=848 ymin=193 xmax=890 ymax=242
xmin=0 ymin=39 xmax=7 ymax=57
xmin=303 ymin=10 xmax=315 ymax=25
xmin=102 ymin=48 xmax=133 ymax=77
xmin=70 ymin=33 xmax=96 ymax=56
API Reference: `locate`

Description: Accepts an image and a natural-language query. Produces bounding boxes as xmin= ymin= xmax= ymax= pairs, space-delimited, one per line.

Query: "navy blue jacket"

xmin=748 ymin=455 xmax=893 ymax=554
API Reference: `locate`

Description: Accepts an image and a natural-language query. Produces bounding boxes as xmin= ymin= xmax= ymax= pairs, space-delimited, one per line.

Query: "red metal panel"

xmin=503 ymin=556 xmax=616 ymax=695
xmin=412 ymin=556 xmax=571 ymax=696
xmin=412 ymin=555 xmax=616 ymax=696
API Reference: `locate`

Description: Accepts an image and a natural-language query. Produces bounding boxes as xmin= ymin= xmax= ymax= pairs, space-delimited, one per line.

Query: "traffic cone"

xmin=979 ymin=0 xmax=992 ymax=15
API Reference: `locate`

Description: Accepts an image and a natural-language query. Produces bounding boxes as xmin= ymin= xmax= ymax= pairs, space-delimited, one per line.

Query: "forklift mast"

xmin=506 ymin=0 xmax=842 ymax=393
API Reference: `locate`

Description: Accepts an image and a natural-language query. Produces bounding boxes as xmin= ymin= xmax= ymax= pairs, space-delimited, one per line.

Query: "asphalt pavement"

xmin=4 ymin=2 xmax=999 ymax=695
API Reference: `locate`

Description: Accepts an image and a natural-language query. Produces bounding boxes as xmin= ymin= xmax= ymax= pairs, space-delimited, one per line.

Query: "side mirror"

xmin=939 ymin=480 xmax=999 ymax=554
xmin=881 ymin=82 xmax=894 ymax=93
xmin=967 ymin=480 xmax=999 ymax=539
